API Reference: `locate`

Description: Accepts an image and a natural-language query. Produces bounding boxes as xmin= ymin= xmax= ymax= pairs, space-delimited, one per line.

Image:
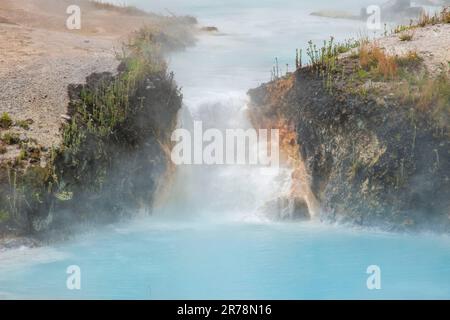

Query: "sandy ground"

xmin=339 ymin=22 xmax=450 ymax=77
xmin=0 ymin=24 xmax=120 ymax=155
xmin=0 ymin=0 xmax=190 ymax=162
xmin=377 ymin=23 xmax=450 ymax=76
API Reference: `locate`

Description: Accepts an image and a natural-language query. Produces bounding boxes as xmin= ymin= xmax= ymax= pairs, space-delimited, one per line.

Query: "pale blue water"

xmin=1 ymin=0 xmax=450 ymax=299
xmin=1 ymin=218 xmax=450 ymax=299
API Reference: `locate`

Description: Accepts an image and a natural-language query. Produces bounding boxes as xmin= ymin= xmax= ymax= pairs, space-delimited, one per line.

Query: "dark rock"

xmin=292 ymin=197 xmax=310 ymax=220
xmin=259 ymin=196 xmax=311 ymax=221
xmin=248 ymin=65 xmax=450 ymax=232
xmin=0 ymin=237 xmax=40 ymax=251
xmin=200 ymin=26 xmax=219 ymax=32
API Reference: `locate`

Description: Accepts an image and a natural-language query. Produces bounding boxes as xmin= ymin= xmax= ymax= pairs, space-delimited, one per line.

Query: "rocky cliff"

xmin=248 ymin=17 xmax=450 ymax=232
xmin=0 ymin=1 xmax=196 ymax=240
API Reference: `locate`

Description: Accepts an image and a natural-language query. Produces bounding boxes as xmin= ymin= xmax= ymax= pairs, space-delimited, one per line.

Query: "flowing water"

xmin=1 ymin=0 xmax=450 ymax=299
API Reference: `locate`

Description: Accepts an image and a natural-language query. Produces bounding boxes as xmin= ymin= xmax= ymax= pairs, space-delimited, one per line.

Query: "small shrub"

xmin=17 ymin=149 xmax=27 ymax=161
xmin=392 ymin=7 xmax=449 ymax=33
xmin=393 ymin=24 xmax=412 ymax=34
xmin=359 ymin=44 xmax=371 ymax=68
xmin=335 ymin=38 xmax=360 ymax=54
xmin=359 ymin=44 xmax=397 ymax=80
xmin=416 ymin=78 xmax=436 ymax=111
xmin=15 ymin=120 xmax=30 ymax=130
xmin=396 ymin=51 xmax=423 ymax=69
xmin=357 ymin=68 xmax=370 ymax=80
xmin=418 ymin=7 xmax=450 ymax=27
xmin=2 ymin=132 xmax=20 ymax=145
xmin=0 ymin=144 xmax=7 ymax=154
xmin=304 ymin=37 xmax=360 ymax=92
xmin=442 ymin=7 xmax=450 ymax=23
xmin=398 ymin=71 xmax=450 ymax=129
xmin=399 ymin=32 xmax=413 ymax=41
xmin=0 ymin=112 xmax=12 ymax=129
xmin=430 ymin=73 xmax=450 ymax=128
xmin=418 ymin=11 xmax=439 ymax=27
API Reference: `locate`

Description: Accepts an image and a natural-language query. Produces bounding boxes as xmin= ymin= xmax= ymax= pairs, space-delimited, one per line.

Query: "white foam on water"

xmin=0 ymin=246 xmax=69 ymax=273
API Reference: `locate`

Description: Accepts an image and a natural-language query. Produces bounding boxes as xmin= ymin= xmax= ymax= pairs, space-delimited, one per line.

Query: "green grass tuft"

xmin=0 ymin=112 xmax=13 ymax=129
xmin=399 ymin=33 xmax=413 ymax=41
xmin=1 ymin=132 xmax=20 ymax=145
xmin=15 ymin=120 xmax=30 ymax=130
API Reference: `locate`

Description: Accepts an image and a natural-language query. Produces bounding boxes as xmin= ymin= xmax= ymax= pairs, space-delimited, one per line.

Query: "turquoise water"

xmin=1 ymin=0 xmax=450 ymax=299
xmin=1 ymin=218 xmax=450 ymax=299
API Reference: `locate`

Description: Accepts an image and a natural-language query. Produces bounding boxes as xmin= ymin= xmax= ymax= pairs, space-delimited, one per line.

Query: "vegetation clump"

xmin=303 ymin=37 xmax=360 ymax=92
xmin=418 ymin=7 xmax=450 ymax=27
xmin=0 ymin=112 xmax=13 ymax=129
xmin=289 ymin=7 xmax=450 ymax=131
xmin=0 ymin=24 xmax=185 ymax=235
xmin=53 ymin=27 xmax=182 ymax=221
xmin=359 ymin=44 xmax=398 ymax=80
xmin=393 ymin=6 xmax=450 ymax=34
xmin=1 ymin=132 xmax=20 ymax=145
xmin=90 ymin=0 xmax=149 ymax=16
xmin=15 ymin=120 xmax=31 ymax=130
xmin=399 ymin=32 xmax=413 ymax=41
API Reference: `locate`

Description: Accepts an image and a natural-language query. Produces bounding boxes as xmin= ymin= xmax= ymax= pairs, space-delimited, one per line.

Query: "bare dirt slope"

xmin=0 ymin=0 xmax=191 ymax=162
xmin=378 ymin=23 xmax=450 ymax=76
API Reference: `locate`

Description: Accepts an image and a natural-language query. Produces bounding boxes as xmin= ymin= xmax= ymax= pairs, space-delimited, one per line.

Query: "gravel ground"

xmin=0 ymin=24 xmax=119 ymax=161
xmin=377 ymin=23 xmax=450 ymax=76
xmin=0 ymin=0 xmax=186 ymax=163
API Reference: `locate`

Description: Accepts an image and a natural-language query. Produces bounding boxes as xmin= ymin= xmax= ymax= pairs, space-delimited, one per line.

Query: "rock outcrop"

xmin=248 ymin=20 xmax=450 ymax=231
xmin=0 ymin=1 xmax=197 ymax=240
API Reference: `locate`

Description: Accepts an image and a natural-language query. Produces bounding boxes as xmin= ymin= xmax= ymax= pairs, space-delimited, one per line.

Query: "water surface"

xmin=1 ymin=0 xmax=449 ymax=300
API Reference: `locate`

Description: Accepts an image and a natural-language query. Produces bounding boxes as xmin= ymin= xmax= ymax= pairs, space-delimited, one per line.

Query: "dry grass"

xmin=399 ymin=32 xmax=413 ymax=41
xmin=443 ymin=7 xmax=450 ymax=23
xmin=418 ymin=6 xmax=450 ymax=27
xmin=397 ymin=71 xmax=450 ymax=129
xmin=89 ymin=0 xmax=148 ymax=16
xmin=396 ymin=50 xmax=423 ymax=69
xmin=358 ymin=44 xmax=370 ymax=67
xmin=0 ymin=112 xmax=13 ymax=129
xmin=393 ymin=7 xmax=450 ymax=34
xmin=415 ymin=78 xmax=437 ymax=111
xmin=418 ymin=73 xmax=450 ymax=112
xmin=359 ymin=44 xmax=398 ymax=80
